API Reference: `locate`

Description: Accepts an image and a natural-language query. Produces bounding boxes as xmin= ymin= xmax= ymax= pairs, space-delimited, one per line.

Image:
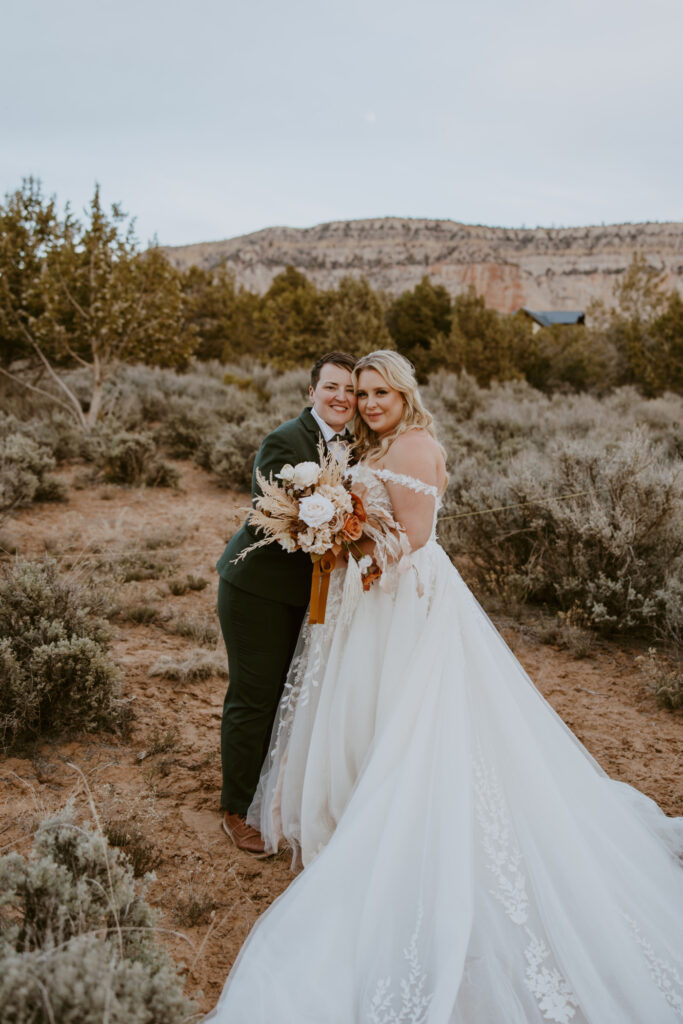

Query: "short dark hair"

xmin=310 ymin=351 xmax=356 ymax=390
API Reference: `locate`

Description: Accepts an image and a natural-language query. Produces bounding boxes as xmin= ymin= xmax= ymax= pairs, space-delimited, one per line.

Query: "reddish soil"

xmin=1 ymin=462 xmax=681 ymax=1014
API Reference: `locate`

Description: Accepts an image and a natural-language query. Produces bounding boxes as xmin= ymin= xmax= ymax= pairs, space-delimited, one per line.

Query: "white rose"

xmin=299 ymin=494 xmax=335 ymax=529
xmin=279 ymin=535 xmax=297 ymax=553
xmin=358 ymin=554 xmax=372 ymax=573
xmin=292 ymin=461 xmax=321 ymax=489
xmin=276 ymin=464 xmax=295 ymax=482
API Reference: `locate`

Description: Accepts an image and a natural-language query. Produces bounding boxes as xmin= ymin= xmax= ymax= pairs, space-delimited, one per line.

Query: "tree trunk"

xmin=85 ymin=355 xmax=106 ymax=428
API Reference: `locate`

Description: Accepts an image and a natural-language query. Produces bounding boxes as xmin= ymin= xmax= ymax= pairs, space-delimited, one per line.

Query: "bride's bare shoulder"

xmin=382 ymin=429 xmax=446 ymax=490
xmin=386 ymin=429 xmax=441 ymax=463
xmin=387 ymin=428 xmax=432 ymax=453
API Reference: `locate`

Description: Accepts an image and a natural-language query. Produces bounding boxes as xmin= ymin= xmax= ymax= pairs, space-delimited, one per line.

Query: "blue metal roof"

xmin=520 ymin=308 xmax=585 ymax=327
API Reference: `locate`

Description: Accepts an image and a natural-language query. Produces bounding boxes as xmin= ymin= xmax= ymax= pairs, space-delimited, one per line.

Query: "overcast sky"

xmin=2 ymin=0 xmax=682 ymax=247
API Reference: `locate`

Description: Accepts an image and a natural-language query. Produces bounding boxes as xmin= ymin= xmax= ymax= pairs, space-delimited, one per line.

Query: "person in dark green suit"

xmin=217 ymin=351 xmax=357 ymax=855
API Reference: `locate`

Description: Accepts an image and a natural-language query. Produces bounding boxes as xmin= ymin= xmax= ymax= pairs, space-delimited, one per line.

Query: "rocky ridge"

xmin=163 ymin=217 xmax=683 ymax=313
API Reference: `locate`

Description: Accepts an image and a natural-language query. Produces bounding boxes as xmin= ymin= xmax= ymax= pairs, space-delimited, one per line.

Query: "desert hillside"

xmin=163 ymin=217 xmax=683 ymax=313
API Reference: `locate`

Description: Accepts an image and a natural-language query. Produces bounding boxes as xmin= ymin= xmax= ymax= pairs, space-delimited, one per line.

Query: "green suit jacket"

xmin=216 ymin=407 xmax=325 ymax=607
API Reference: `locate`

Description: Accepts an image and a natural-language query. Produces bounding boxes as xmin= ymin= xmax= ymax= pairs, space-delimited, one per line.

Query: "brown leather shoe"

xmin=222 ymin=811 xmax=270 ymax=858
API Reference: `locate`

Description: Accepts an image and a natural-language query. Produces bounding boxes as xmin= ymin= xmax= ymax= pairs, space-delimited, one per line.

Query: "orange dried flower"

xmin=349 ymin=492 xmax=367 ymax=522
xmin=341 ymin=514 xmax=363 ymax=541
xmin=361 ymin=562 xmax=382 ymax=591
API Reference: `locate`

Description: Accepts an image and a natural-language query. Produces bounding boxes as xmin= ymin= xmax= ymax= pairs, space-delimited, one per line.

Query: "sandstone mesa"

xmin=162 ymin=217 xmax=683 ymax=314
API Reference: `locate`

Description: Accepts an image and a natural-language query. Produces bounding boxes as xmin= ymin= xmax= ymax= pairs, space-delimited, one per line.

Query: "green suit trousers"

xmin=218 ymin=577 xmax=307 ymax=815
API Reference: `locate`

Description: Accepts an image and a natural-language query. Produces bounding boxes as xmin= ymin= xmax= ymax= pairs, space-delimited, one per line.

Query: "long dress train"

xmin=208 ymin=466 xmax=683 ymax=1024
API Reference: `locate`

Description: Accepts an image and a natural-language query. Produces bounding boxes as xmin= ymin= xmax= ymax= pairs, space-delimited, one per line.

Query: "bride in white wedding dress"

xmin=208 ymin=351 xmax=683 ymax=1024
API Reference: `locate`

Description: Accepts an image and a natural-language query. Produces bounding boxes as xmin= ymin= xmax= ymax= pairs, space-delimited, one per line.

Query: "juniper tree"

xmin=386 ymin=275 xmax=452 ymax=374
xmin=0 ymin=181 xmax=196 ymax=428
xmin=322 ymin=275 xmax=393 ymax=356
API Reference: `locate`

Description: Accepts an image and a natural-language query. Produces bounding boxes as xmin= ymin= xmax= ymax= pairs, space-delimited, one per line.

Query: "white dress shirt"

xmin=310 ymin=407 xmax=352 ymax=444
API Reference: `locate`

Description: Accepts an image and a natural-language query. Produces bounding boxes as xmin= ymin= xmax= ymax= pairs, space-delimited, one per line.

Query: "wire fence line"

xmin=437 ymin=488 xmax=597 ymax=523
xmin=436 ymin=456 xmax=664 ymax=523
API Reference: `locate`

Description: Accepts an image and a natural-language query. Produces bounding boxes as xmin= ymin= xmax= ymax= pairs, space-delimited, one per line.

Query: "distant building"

xmin=517 ymin=308 xmax=586 ymax=333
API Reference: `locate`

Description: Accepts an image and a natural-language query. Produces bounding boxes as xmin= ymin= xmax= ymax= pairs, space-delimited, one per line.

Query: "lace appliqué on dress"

xmin=473 ymin=751 xmax=528 ymax=924
xmin=624 ymin=913 xmax=683 ymax=1014
xmin=524 ymin=934 xmax=581 ymax=1024
xmin=367 ymin=906 xmax=433 ymax=1024
xmin=368 ymin=467 xmax=440 ymax=498
xmin=273 ymin=585 xmax=343 ymax=737
xmin=473 ymin=751 xmax=580 ymax=1023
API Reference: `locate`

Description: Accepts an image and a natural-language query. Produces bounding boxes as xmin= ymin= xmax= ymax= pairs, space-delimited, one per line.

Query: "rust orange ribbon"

xmin=309 ymin=551 xmax=335 ymax=624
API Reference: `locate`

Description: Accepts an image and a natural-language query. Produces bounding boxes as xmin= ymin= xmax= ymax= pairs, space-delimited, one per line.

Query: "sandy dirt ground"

xmin=1 ymin=462 xmax=681 ymax=1015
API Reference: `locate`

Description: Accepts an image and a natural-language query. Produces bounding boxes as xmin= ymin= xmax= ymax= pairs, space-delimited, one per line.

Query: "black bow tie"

xmin=329 ymin=432 xmax=348 ymax=444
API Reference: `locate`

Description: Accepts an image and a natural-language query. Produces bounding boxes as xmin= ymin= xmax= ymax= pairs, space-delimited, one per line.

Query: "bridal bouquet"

xmin=235 ymin=444 xmax=387 ymax=623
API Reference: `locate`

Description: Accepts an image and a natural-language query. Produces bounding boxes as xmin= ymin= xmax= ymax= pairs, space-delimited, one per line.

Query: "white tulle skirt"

xmin=208 ymin=541 xmax=683 ymax=1023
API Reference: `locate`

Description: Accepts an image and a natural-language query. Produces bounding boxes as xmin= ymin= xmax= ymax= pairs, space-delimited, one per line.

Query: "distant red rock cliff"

xmin=162 ymin=217 xmax=683 ymax=313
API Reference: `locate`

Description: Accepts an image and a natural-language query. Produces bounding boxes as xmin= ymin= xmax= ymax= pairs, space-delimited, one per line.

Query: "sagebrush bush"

xmin=0 ymin=806 xmax=196 ymax=1023
xmin=425 ymin=373 xmax=683 ymax=470
xmin=167 ymin=574 xmax=209 ymax=596
xmin=81 ymin=361 xmax=307 ymax=488
xmin=119 ymin=602 xmax=160 ymax=624
xmin=535 ymin=609 xmax=595 ymax=659
xmin=3 ymin=410 xmax=88 ymax=462
xmin=2 ymin=360 xmax=309 ymax=494
xmin=440 ymin=426 xmax=682 ymax=638
xmin=105 ymin=361 xmax=264 ymax=425
xmin=0 ymin=560 xmax=124 ymax=751
xmin=173 ymin=864 xmax=219 ymax=927
xmin=149 ymin=649 xmax=228 ymax=682
xmin=155 ymin=399 xmax=216 ymax=458
xmin=636 ymin=649 xmax=683 ymax=710
xmin=143 ymin=527 xmax=187 ymax=550
xmin=0 ymin=432 xmax=67 ymax=514
xmin=167 ymin=613 xmax=218 ymax=646
xmin=655 ymin=568 xmax=683 ymax=648
xmin=89 ymin=546 xmax=180 ymax=584
xmin=144 ymin=457 xmax=182 ymax=488
xmin=197 ymin=414 xmax=280 ymax=490
xmin=145 ymin=723 xmax=182 ymax=755
xmin=93 ymin=430 xmax=179 ymax=487
xmin=104 ymin=821 xmax=163 ymax=877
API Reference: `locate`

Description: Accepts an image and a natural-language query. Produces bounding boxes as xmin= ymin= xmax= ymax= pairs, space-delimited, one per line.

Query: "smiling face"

xmin=309 ymin=362 xmax=357 ymax=431
xmin=356 ymin=368 xmax=406 ymax=437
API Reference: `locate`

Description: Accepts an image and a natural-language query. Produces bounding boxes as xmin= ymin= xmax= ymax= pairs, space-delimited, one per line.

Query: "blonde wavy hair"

xmin=352 ymin=350 xmax=444 ymax=461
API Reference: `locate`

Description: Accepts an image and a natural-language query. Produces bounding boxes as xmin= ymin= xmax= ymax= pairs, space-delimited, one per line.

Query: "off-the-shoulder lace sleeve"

xmin=370 ymin=468 xmax=439 ymax=498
